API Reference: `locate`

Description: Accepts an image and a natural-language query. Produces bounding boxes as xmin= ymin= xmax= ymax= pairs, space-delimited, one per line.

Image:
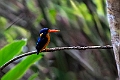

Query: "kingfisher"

xmin=36 ymin=28 xmax=60 ymax=55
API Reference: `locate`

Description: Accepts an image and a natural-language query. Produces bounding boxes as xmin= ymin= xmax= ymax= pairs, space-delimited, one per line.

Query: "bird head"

xmin=39 ymin=28 xmax=60 ymax=37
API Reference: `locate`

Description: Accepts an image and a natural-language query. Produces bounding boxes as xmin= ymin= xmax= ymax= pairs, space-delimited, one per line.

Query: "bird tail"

xmin=36 ymin=50 xmax=44 ymax=56
xmin=36 ymin=51 xmax=39 ymax=55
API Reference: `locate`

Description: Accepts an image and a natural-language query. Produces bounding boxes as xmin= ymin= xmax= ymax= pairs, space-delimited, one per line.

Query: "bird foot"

xmin=44 ymin=48 xmax=49 ymax=52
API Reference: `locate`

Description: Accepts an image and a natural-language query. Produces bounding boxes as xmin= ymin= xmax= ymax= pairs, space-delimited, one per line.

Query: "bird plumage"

xmin=36 ymin=28 xmax=59 ymax=55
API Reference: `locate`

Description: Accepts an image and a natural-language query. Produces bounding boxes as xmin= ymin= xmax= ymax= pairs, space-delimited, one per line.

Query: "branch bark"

xmin=0 ymin=45 xmax=112 ymax=71
xmin=107 ymin=0 xmax=120 ymax=79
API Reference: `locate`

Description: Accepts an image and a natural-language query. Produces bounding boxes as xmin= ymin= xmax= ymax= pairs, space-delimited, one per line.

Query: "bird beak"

xmin=48 ymin=29 xmax=60 ymax=33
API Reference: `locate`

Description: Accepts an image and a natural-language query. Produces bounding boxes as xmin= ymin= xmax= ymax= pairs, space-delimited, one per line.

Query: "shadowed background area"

xmin=0 ymin=0 xmax=117 ymax=80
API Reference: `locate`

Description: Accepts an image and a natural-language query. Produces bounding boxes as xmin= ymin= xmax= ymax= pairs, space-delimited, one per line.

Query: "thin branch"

xmin=5 ymin=14 xmax=24 ymax=30
xmin=0 ymin=45 xmax=113 ymax=71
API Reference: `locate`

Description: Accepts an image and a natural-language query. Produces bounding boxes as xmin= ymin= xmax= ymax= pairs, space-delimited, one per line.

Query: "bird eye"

xmin=40 ymin=33 xmax=43 ymax=37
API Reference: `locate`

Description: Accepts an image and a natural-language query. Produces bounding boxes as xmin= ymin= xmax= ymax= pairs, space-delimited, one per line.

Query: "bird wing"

xmin=36 ymin=37 xmax=48 ymax=54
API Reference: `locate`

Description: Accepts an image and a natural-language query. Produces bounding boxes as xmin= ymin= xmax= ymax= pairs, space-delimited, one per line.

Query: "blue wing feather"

xmin=36 ymin=37 xmax=48 ymax=55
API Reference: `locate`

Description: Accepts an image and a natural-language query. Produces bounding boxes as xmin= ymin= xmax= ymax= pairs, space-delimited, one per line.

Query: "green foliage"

xmin=48 ymin=9 xmax=57 ymax=24
xmin=0 ymin=40 xmax=26 ymax=67
xmin=4 ymin=27 xmax=30 ymax=43
xmin=0 ymin=0 xmax=116 ymax=80
xmin=2 ymin=54 xmax=42 ymax=80
xmin=93 ymin=0 xmax=105 ymax=15
xmin=28 ymin=73 xmax=38 ymax=80
xmin=0 ymin=16 xmax=7 ymax=29
xmin=0 ymin=40 xmax=43 ymax=80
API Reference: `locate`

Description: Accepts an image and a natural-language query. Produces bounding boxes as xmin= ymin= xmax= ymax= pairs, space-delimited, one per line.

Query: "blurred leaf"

xmin=0 ymin=16 xmax=7 ymax=29
xmin=78 ymin=3 xmax=92 ymax=21
xmin=52 ymin=67 xmax=66 ymax=80
xmin=28 ymin=73 xmax=38 ymax=80
xmin=4 ymin=26 xmax=29 ymax=43
xmin=4 ymin=32 xmax=14 ymax=42
xmin=27 ymin=0 xmax=38 ymax=13
xmin=70 ymin=0 xmax=81 ymax=16
xmin=0 ymin=40 xmax=26 ymax=67
xmin=48 ymin=9 xmax=57 ymax=24
xmin=65 ymin=72 xmax=77 ymax=80
xmin=93 ymin=0 xmax=104 ymax=15
xmin=2 ymin=54 xmax=42 ymax=80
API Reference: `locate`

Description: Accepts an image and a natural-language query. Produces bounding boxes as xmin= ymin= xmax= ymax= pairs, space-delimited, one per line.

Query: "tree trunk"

xmin=107 ymin=0 xmax=120 ymax=79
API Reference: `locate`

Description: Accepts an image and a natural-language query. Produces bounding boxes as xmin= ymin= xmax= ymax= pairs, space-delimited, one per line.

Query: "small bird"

xmin=36 ymin=28 xmax=60 ymax=55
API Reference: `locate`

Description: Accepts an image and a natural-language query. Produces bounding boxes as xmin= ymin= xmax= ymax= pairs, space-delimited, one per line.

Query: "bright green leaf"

xmin=2 ymin=54 xmax=42 ymax=80
xmin=0 ymin=40 xmax=26 ymax=67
